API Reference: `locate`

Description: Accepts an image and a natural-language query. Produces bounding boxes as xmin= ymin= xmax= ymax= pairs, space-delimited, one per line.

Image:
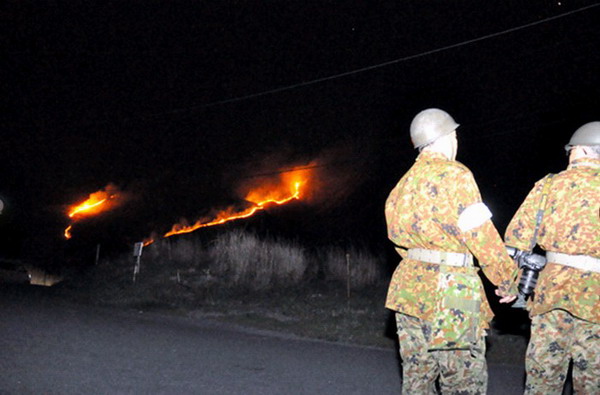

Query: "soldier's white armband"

xmin=458 ymin=202 xmax=492 ymax=232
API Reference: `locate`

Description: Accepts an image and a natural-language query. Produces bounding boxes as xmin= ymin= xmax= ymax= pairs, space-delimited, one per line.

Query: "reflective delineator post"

xmin=132 ymin=242 xmax=144 ymax=283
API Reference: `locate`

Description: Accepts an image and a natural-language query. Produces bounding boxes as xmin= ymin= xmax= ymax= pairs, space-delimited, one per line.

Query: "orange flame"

xmin=144 ymin=166 xmax=312 ymax=245
xmin=164 ymin=181 xmax=302 ymax=238
xmin=64 ymin=184 xmax=122 ymax=239
xmin=68 ymin=197 xmax=109 ymax=218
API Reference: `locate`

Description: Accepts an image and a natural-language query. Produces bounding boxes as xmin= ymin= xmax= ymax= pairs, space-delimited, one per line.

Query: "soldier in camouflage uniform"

xmin=385 ymin=108 xmax=518 ymax=394
xmin=505 ymin=122 xmax=600 ymax=395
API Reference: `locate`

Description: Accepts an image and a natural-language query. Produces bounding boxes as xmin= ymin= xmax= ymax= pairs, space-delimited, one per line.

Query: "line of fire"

xmin=64 ymin=183 xmax=123 ymax=239
xmin=63 ymin=166 xmax=314 ymax=249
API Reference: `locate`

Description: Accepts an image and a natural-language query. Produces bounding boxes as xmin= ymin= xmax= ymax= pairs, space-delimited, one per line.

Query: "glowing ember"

xmin=64 ymin=225 xmax=73 ymax=239
xmin=64 ymin=183 xmax=123 ymax=239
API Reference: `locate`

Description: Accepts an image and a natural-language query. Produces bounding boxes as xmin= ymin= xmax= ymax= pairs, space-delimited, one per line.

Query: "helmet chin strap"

xmin=449 ymin=146 xmax=457 ymax=161
xmin=449 ymin=133 xmax=458 ymax=160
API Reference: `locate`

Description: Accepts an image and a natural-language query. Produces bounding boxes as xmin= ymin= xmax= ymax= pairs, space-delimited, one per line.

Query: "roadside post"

xmin=346 ymin=252 xmax=351 ymax=309
xmin=132 ymin=242 xmax=144 ymax=283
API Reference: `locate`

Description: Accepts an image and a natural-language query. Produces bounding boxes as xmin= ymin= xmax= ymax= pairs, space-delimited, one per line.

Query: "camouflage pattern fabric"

xmin=385 ymin=151 xmax=518 ymax=345
xmin=524 ymin=309 xmax=600 ymax=395
xmin=430 ymin=267 xmax=482 ymax=349
xmin=504 ymin=158 xmax=600 ymax=323
xmin=396 ymin=313 xmax=487 ymax=395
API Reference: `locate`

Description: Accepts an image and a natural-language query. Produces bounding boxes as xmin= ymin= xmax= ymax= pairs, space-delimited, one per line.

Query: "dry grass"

xmin=207 ymin=230 xmax=309 ymax=290
xmin=61 ymin=230 xmax=385 ymax=309
xmin=321 ymin=245 xmax=383 ymax=288
xmin=107 ymin=229 xmax=385 ymax=292
xmin=56 ymin=230 xmax=527 ymax=364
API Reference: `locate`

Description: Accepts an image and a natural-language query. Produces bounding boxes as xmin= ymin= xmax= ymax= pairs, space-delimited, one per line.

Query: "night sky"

xmin=2 ymin=1 xmax=599 ymax=269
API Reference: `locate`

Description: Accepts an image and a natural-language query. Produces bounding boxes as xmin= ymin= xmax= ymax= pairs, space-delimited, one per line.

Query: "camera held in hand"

xmin=506 ymin=246 xmax=547 ymax=308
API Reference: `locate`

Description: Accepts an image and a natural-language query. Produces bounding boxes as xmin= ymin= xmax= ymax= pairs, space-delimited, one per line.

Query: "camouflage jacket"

xmin=385 ymin=151 xmax=518 ymax=338
xmin=505 ymin=158 xmax=600 ymax=323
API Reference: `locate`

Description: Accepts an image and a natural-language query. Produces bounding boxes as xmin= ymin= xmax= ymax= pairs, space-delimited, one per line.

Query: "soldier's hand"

xmin=495 ymin=288 xmax=517 ymax=304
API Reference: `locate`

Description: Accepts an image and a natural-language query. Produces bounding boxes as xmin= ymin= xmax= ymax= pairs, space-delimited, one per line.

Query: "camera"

xmin=506 ymin=246 xmax=547 ymax=308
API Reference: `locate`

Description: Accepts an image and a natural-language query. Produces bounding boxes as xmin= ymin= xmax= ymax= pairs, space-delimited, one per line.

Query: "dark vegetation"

xmin=53 ymin=229 xmax=529 ymax=365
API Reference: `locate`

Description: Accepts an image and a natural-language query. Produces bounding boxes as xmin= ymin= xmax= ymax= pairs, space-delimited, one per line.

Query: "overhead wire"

xmin=5 ymin=3 xmax=598 ymax=130
xmin=5 ymin=3 xmax=597 ymax=181
xmin=162 ymin=3 xmax=600 ymax=112
xmin=239 ymin=159 xmax=363 ymax=179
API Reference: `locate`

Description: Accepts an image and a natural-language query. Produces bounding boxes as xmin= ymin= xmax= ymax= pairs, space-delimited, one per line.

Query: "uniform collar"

xmin=416 ymin=150 xmax=451 ymax=163
xmin=568 ymin=157 xmax=600 ymax=169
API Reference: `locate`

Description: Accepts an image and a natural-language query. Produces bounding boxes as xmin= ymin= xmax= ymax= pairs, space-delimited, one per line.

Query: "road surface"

xmin=0 ymin=285 xmax=529 ymax=394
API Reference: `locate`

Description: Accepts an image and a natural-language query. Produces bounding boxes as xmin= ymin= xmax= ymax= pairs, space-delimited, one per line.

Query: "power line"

xmin=173 ymin=3 xmax=600 ymax=110
xmin=6 ymin=3 xmax=598 ymax=130
xmin=241 ymin=160 xmax=359 ymax=179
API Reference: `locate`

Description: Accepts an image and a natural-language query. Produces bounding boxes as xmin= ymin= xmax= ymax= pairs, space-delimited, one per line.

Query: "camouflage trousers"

xmin=524 ymin=309 xmax=600 ymax=395
xmin=395 ymin=313 xmax=487 ymax=395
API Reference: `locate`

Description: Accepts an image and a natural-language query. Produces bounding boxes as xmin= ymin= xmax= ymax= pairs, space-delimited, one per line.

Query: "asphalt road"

xmin=0 ymin=285 xmax=528 ymax=394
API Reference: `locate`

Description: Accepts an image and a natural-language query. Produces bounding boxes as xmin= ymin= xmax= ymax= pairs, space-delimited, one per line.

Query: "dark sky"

xmin=2 ymin=1 xmax=599 ymax=265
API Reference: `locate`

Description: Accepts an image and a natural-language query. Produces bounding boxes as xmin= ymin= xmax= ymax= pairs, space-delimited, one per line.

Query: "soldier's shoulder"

xmin=446 ymin=160 xmax=473 ymax=176
xmin=535 ymin=172 xmax=560 ymax=186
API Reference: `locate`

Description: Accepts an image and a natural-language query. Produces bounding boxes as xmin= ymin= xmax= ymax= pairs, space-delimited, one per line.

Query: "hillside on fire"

xmin=1 ymin=0 xmax=597 ymax=330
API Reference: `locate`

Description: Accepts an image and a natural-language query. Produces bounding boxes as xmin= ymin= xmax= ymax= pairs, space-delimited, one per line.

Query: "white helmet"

xmin=409 ymin=108 xmax=459 ymax=149
xmin=564 ymin=121 xmax=600 ymax=152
